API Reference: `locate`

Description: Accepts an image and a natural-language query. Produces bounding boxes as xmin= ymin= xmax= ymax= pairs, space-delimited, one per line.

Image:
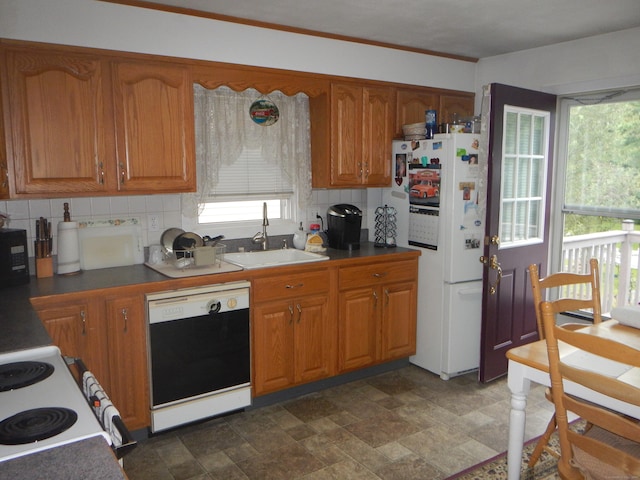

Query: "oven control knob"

xmin=207 ymin=300 xmax=221 ymax=314
xmin=227 ymin=298 xmax=238 ymax=309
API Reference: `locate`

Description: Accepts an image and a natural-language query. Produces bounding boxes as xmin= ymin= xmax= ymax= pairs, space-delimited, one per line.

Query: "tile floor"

xmin=124 ymin=365 xmax=552 ymax=480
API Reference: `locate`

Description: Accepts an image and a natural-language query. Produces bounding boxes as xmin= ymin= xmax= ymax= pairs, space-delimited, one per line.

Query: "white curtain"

xmin=183 ymin=85 xmax=312 ymax=219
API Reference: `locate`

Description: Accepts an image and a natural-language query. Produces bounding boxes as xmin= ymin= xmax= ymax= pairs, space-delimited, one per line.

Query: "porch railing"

xmin=561 ymin=221 xmax=640 ymax=314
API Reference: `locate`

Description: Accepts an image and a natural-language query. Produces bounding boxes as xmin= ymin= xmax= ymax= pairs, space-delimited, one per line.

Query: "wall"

xmin=474 ymin=27 xmax=640 ymax=103
xmin=0 ymin=0 xmax=476 ymax=255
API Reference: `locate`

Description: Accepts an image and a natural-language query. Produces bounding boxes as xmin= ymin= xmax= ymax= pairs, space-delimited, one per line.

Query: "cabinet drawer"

xmin=253 ymin=269 xmax=330 ymax=303
xmin=339 ymin=259 xmax=417 ymax=289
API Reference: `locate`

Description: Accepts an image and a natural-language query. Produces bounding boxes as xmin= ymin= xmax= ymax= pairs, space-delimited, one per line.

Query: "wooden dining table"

xmin=505 ymin=319 xmax=640 ymax=480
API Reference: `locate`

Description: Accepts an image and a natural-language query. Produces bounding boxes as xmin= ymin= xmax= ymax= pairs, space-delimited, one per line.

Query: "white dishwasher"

xmin=146 ymin=281 xmax=251 ymax=432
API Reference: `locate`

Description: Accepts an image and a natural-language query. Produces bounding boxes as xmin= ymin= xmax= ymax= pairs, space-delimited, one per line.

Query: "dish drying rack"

xmin=172 ymin=244 xmax=226 ymax=268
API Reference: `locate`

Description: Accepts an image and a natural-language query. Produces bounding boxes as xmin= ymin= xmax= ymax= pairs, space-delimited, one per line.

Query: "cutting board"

xmin=77 ymin=220 xmax=144 ymax=270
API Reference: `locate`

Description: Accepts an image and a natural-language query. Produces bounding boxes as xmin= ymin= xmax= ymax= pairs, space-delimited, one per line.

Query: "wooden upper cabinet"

xmin=439 ymin=93 xmax=475 ymax=126
xmin=312 ymin=83 xmax=393 ymax=188
xmin=362 ymin=86 xmax=393 ymax=186
xmin=2 ymin=48 xmax=111 ymax=195
xmin=395 ymin=89 xmax=438 ymax=138
xmin=111 ymin=61 xmax=195 ymax=193
xmin=330 ymin=83 xmax=363 ymax=186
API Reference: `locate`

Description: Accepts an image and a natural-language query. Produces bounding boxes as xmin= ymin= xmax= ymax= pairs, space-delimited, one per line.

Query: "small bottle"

xmin=425 ymin=110 xmax=437 ymax=139
xmin=305 ymin=223 xmax=325 ymax=253
xmin=293 ymin=222 xmax=306 ymax=250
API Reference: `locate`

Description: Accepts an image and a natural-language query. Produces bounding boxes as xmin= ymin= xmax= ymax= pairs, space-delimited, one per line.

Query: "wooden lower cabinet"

xmin=33 ymin=291 xmax=149 ymax=430
xmin=103 ymin=293 xmax=149 ymax=430
xmin=338 ymin=258 xmax=418 ymax=373
xmin=36 ymin=298 xmax=109 ymax=387
xmin=252 ymin=268 xmax=334 ymax=396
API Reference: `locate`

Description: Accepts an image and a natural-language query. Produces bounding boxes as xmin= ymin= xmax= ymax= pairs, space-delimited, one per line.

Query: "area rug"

xmin=445 ymin=421 xmax=586 ymax=480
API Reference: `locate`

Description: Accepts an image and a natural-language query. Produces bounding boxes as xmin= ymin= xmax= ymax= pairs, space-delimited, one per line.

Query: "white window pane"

xmin=533 ymin=116 xmax=545 ymax=155
xmin=503 ymin=157 xmax=515 ymax=199
xmin=501 ymin=202 xmax=513 ymax=243
xmin=517 ymin=157 xmax=530 ymax=199
xmin=531 ymin=158 xmax=543 ymax=197
xmin=505 ymin=112 xmax=517 ymax=155
xmin=518 ymin=115 xmax=532 ymax=155
xmin=528 ymin=200 xmax=541 ymax=237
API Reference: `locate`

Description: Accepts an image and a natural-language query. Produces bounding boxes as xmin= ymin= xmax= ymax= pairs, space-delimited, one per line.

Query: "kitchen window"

xmin=183 ymin=85 xmax=311 ymax=232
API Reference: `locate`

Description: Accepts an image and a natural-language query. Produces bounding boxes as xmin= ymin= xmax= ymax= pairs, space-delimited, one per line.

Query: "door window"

xmin=499 ymin=107 xmax=551 ymax=247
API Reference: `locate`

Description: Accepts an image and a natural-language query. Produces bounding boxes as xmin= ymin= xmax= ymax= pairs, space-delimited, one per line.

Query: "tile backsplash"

xmin=0 ymin=189 xmax=367 ymax=259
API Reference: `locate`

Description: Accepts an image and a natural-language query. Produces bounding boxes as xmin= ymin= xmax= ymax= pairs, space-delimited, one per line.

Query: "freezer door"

xmin=441 ymin=281 xmax=482 ymax=379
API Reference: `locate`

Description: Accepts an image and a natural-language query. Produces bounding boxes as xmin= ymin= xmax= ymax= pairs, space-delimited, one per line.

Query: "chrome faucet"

xmin=252 ymin=202 xmax=269 ymax=250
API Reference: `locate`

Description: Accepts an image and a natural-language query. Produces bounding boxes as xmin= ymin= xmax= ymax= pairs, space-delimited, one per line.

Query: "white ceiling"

xmin=135 ymin=0 xmax=640 ymax=59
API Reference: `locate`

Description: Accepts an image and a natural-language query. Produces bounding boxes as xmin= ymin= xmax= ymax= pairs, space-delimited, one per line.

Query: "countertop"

xmin=0 ymin=437 xmax=126 ymax=480
xmin=0 ymin=243 xmax=418 ymax=479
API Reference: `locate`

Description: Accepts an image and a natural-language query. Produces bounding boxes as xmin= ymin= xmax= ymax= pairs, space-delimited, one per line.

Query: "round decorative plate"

xmin=250 ymin=99 xmax=279 ymax=126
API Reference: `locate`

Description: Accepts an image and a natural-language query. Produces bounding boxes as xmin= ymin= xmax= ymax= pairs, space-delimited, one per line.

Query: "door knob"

xmin=479 ymin=255 xmax=502 ymax=295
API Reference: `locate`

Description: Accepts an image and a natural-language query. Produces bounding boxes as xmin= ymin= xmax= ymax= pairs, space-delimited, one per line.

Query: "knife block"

xmin=36 ymin=257 xmax=53 ymax=278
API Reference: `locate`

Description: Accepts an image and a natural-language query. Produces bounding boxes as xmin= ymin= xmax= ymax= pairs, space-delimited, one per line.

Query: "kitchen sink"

xmin=225 ymin=249 xmax=329 ymax=269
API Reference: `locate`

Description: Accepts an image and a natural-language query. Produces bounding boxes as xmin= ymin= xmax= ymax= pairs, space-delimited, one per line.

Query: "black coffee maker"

xmin=327 ymin=204 xmax=362 ymax=251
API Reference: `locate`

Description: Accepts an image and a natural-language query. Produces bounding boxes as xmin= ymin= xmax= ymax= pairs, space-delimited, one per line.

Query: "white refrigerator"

xmin=384 ymin=133 xmax=485 ymax=379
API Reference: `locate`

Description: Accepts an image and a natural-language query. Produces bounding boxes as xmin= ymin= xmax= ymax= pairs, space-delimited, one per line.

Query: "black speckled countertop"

xmin=0 ymin=242 xmax=418 ymax=478
xmin=0 ymin=437 xmax=126 ymax=480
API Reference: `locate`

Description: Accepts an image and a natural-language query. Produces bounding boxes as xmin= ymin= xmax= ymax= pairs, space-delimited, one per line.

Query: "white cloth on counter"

xmin=611 ymin=305 xmax=640 ymax=329
xmin=82 ymin=371 xmax=123 ymax=446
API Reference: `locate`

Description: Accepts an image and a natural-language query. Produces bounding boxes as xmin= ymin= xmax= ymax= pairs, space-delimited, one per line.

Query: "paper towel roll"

xmin=57 ymin=221 xmax=81 ymax=275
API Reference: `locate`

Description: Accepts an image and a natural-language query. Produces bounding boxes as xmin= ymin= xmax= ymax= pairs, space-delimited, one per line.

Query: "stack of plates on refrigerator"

xmin=402 ymin=122 xmax=426 ymax=140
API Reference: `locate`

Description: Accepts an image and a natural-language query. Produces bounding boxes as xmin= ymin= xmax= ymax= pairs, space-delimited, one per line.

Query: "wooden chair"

xmin=540 ymin=299 xmax=640 ymax=479
xmin=527 ymin=258 xmax=602 ymax=467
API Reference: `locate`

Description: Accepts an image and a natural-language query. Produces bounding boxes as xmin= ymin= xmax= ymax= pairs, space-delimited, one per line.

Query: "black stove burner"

xmin=0 ymin=361 xmax=54 ymax=392
xmin=0 ymin=407 xmax=78 ymax=445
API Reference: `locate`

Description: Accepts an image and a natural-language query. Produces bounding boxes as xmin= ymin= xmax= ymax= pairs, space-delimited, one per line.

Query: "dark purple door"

xmin=479 ymin=83 xmax=557 ymax=382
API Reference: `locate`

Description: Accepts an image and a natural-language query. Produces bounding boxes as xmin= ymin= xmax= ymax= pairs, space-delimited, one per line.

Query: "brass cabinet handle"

xmin=80 ymin=310 xmax=86 ymax=335
xmin=121 ymin=308 xmax=128 ymax=333
xmin=296 ymin=304 xmax=302 ymax=323
xmin=285 ymin=283 xmax=304 ymax=289
xmin=288 ymin=304 xmax=294 ymax=324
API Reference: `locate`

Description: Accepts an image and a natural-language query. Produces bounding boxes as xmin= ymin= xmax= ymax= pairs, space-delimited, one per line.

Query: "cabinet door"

xmin=338 ymin=287 xmax=378 ymax=372
xmin=294 ymin=294 xmax=332 ymax=384
xmin=330 ymin=83 xmax=363 ymax=186
xmin=362 ymin=86 xmax=393 ymax=186
xmin=0 ymin=158 xmax=8 ymax=198
xmin=2 ymin=48 xmax=109 ymax=194
xmin=381 ymin=281 xmax=417 ymax=360
xmin=439 ymin=94 xmax=474 ymax=126
xmin=395 ymin=89 xmax=438 ymax=138
xmin=253 ymin=300 xmax=295 ymax=395
xmin=104 ymin=295 xmax=149 ymax=430
xmin=111 ymin=60 xmax=195 ymax=193
xmin=37 ymin=300 xmax=108 ymax=386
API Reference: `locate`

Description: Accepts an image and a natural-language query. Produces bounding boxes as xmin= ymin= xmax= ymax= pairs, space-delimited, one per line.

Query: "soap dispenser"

xmin=293 ymin=222 xmax=306 ymax=250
